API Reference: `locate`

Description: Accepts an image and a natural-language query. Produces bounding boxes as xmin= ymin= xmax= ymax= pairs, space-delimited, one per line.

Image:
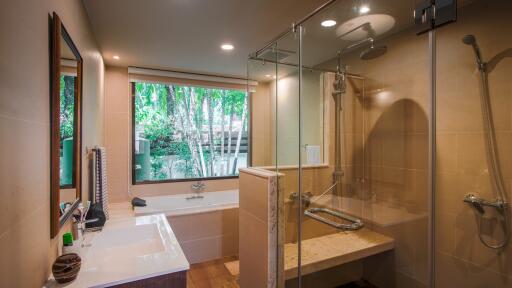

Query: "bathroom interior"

xmin=2 ymin=0 xmax=512 ymax=287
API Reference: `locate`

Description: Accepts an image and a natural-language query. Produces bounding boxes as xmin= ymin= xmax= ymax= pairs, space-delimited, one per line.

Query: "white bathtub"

xmin=133 ymin=189 xmax=239 ymax=217
xmin=133 ymin=189 xmax=239 ymax=264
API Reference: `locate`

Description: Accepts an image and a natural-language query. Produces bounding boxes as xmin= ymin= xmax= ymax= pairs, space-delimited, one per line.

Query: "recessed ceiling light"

xmin=321 ymin=19 xmax=337 ymax=27
xmin=359 ymin=6 xmax=370 ymax=14
xmin=265 ymin=74 xmax=272 ymax=78
xmin=113 ymin=55 xmax=120 ymax=60
xmin=221 ymin=44 xmax=234 ymax=51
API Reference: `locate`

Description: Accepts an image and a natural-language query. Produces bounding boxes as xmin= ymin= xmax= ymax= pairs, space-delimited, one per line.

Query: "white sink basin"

xmin=91 ymin=224 xmax=164 ymax=257
xmin=46 ymin=214 xmax=189 ymax=288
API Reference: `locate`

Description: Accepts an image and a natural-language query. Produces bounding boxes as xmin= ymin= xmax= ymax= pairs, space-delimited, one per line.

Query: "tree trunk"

xmin=189 ymin=88 xmax=207 ymax=176
xmin=220 ymin=91 xmax=226 ymax=175
xmin=226 ymin=101 xmax=235 ymax=174
xmin=169 ymin=85 xmax=202 ymax=177
xmin=231 ymin=97 xmax=247 ymax=175
xmin=166 ymin=85 xmax=176 ymax=119
xmin=206 ymin=89 xmax=215 ymax=176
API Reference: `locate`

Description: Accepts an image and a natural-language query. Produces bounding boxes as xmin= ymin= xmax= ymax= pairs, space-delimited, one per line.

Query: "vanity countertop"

xmin=44 ymin=213 xmax=189 ymax=288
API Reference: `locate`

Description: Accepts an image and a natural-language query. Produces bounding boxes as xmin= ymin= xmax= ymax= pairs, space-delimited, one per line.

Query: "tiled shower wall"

xmin=434 ymin=1 xmax=512 ymax=287
xmin=349 ymin=1 xmax=512 ymax=287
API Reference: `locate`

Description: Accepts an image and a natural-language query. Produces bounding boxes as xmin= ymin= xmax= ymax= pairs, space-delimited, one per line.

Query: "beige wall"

xmin=104 ymin=66 xmax=238 ymax=203
xmin=0 ymin=0 xmax=105 ymax=287
xmin=105 ymin=66 xmax=130 ymax=202
xmin=251 ymin=82 xmax=272 ymax=166
xmin=250 ymin=71 xmax=326 ymax=168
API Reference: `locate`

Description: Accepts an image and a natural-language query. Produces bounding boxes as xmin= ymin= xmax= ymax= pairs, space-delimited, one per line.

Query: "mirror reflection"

xmin=58 ymin=27 xmax=80 ymax=220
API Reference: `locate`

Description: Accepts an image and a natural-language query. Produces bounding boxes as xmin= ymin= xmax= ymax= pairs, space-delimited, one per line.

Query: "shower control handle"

xmin=463 ymin=193 xmax=508 ymax=214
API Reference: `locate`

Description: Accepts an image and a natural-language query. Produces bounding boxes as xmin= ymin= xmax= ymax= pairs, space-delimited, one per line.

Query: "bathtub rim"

xmin=133 ymin=189 xmax=239 ymax=217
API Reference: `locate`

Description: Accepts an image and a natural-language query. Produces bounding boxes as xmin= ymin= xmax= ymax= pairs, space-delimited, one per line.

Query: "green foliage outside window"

xmin=60 ymin=75 xmax=75 ymax=186
xmin=133 ymin=81 xmax=248 ymax=182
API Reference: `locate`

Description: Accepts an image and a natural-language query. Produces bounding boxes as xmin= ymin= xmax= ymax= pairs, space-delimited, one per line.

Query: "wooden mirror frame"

xmin=50 ymin=12 xmax=83 ymax=238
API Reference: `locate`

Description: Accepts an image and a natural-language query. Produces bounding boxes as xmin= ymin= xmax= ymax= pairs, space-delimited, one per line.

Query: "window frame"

xmin=130 ymin=81 xmax=248 ymax=185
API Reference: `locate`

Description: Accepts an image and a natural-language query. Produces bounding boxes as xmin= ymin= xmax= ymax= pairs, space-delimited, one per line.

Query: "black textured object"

xmin=131 ymin=197 xmax=147 ymax=207
xmin=52 ymin=253 xmax=81 ymax=284
xmin=85 ymin=202 xmax=106 ymax=228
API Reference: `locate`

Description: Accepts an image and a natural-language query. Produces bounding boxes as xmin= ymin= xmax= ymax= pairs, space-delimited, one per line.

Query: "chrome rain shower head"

xmin=339 ymin=37 xmax=387 ymax=61
xmin=360 ymin=44 xmax=387 ymax=60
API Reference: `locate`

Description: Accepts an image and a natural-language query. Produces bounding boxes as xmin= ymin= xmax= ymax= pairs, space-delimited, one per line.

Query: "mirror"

xmin=51 ymin=12 xmax=82 ymax=238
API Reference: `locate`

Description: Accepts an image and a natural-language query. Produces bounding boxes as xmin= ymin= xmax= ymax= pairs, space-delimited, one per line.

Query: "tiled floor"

xmin=187 ymin=256 xmax=239 ymax=288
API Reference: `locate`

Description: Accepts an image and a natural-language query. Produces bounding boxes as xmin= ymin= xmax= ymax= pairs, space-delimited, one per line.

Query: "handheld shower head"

xmin=462 ymin=34 xmax=485 ymax=70
xmin=462 ymin=34 xmax=476 ymax=45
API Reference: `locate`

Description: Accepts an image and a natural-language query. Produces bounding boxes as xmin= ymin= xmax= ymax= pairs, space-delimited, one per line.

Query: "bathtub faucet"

xmin=188 ymin=181 xmax=206 ymax=200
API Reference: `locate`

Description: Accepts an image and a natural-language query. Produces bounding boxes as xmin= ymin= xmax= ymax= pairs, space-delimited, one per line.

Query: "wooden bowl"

xmin=52 ymin=253 xmax=81 ymax=284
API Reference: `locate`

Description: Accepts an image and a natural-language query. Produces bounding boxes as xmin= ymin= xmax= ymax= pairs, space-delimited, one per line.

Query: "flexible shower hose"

xmin=475 ymin=65 xmax=510 ymax=249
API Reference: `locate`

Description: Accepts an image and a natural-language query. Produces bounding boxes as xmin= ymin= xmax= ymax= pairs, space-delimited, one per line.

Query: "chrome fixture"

xmin=462 ymin=34 xmax=485 ymax=71
xmin=308 ymin=36 xmax=387 ymax=231
xmin=78 ymin=218 xmax=99 ymax=248
xmin=305 ymin=208 xmax=363 ymax=230
xmin=289 ymin=191 xmax=313 ymax=208
xmin=464 ymin=194 xmax=508 ymax=214
xmin=187 ymin=181 xmax=206 ymax=200
xmin=302 ymin=182 xmax=364 ymax=231
xmin=338 ymin=37 xmax=388 ymax=63
xmin=462 ymin=35 xmax=510 ymax=249
xmin=463 ymin=194 xmax=485 ymax=214
xmin=332 ymin=37 xmax=386 ymax=193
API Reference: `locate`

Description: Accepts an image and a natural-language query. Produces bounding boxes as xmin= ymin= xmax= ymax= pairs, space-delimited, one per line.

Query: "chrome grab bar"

xmin=304 ymin=207 xmax=364 ymax=231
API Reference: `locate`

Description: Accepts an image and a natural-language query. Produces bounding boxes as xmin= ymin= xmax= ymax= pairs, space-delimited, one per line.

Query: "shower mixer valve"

xmin=463 ymin=193 xmax=508 ymax=214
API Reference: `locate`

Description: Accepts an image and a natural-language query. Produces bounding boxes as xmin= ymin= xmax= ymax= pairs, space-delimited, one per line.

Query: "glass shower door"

xmin=298 ymin=0 xmax=432 ymax=287
xmin=435 ymin=0 xmax=512 ymax=287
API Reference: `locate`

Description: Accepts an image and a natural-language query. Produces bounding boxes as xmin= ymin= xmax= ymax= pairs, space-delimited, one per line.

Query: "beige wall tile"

xmin=106 ymin=112 xmax=130 ymax=202
xmin=167 ymin=208 xmax=238 ymax=242
xmin=239 ymin=173 xmax=269 ymax=222
xmin=180 ymin=235 xmax=237 ymax=264
xmin=239 ymin=208 xmax=269 ymax=288
xmin=435 ymin=251 xmax=512 ymax=288
xmin=436 ymin=133 xmax=458 ymax=173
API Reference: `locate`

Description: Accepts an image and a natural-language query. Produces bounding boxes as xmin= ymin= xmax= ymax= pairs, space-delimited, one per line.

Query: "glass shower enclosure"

xmin=248 ymin=0 xmax=511 ymax=287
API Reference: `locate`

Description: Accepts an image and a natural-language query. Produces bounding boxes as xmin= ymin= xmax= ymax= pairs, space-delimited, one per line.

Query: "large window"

xmin=132 ymin=81 xmax=248 ymax=183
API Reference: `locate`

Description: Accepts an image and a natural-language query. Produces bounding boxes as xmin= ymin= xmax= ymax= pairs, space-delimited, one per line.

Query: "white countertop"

xmin=45 ymin=214 xmax=189 ymax=288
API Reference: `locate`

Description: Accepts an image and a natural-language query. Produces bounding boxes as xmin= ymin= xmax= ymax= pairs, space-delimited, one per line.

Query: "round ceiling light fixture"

xmin=359 ymin=5 xmax=370 ymax=14
xmin=221 ymin=43 xmax=234 ymax=51
xmin=113 ymin=55 xmax=120 ymax=60
xmin=321 ymin=19 xmax=337 ymax=27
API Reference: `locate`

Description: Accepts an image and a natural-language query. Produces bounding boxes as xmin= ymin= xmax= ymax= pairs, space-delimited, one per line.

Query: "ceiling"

xmin=83 ymin=0 xmax=326 ymax=78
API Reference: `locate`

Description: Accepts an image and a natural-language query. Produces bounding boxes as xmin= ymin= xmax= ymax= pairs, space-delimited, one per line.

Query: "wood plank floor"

xmin=187 ymin=256 xmax=239 ymax=288
xmin=186 ymin=257 xmax=375 ymax=288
